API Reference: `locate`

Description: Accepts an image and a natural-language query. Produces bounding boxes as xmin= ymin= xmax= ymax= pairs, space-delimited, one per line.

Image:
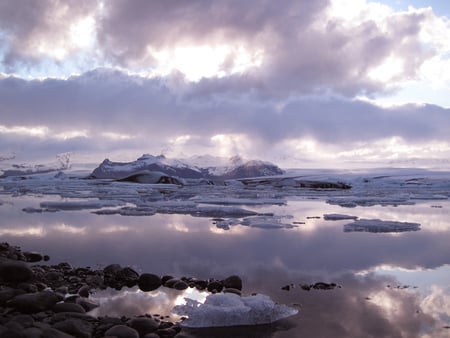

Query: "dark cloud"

xmin=0 ymin=69 xmax=448 ymax=148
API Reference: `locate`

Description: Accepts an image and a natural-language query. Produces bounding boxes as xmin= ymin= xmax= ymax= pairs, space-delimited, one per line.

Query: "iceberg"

xmin=173 ymin=293 xmax=298 ymax=327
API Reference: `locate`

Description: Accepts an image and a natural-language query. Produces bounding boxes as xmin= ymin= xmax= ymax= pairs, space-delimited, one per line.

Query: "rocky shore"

xmin=0 ymin=242 xmax=243 ymax=338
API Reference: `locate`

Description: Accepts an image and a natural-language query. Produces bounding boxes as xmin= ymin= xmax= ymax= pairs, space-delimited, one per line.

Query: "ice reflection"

xmin=0 ymin=192 xmax=450 ymax=336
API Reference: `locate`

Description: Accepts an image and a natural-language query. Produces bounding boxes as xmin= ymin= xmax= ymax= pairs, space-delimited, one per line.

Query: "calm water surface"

xmin=1 ymin=195 xmax=449 ymax=337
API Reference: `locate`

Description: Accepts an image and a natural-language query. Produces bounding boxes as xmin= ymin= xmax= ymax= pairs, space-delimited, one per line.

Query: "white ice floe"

xmin=344 ymin=219 xmax=421 ymax=233
xmin=324 ymin=213 xmax=358 ymax=221
xmin=173 ymin=293 xmax=298 ymax=327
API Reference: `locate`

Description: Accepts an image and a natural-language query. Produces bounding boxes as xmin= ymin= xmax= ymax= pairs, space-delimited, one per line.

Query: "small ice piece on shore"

xmin=173 ymin=293 xmax=298 ymax=327
xmin=344 ymin=219 xmax=421 ymax=233
xmin=324 ymin=213 xmax=358 ymax=221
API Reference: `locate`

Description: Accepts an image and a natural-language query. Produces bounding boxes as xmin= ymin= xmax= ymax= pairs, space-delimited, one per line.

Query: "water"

xmin=1 ymin=174 xmax=450 ymax=337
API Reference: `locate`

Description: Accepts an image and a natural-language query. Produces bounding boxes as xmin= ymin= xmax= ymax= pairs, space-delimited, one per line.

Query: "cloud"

xmin=0 ymin=0 xmax=98 ymax=68
xmin=0 ymin=68 xmax=449 ymax=165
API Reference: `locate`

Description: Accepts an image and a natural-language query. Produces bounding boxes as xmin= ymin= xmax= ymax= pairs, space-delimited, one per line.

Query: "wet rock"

xmin=207 ymin=280 xmax=223 ymax=293
xmin=105 ymin=324 xmax=139 ymax=338
xmin=7 ymin=290 xmax=60 ymax=313
xmin=23 ymin=251 xmax=44 ymax=263
xmin=22 ymin=327 xmax=43 ymax=338
xmin=103 ymin=264 xmax=122 ymax=275
xmin=0 ymin=259 xmax=34 ymax=283
xmin=0 ymin=287 xmax=25 ymax=305
xmin=129 ymin=317 xmax=159 ymax=336
xmin=42 ymin=327 xmax=77 ymax=338
xmin=163 ymin=277 xmax=188 ymax=290
xmin=138 ymin=273 xmax=162 ymax=292
xmin=9 ymin=314 xmax=35 ymax=328
xmin=53 ymin=302 xmax=86 ymax=313
xmin=52 ymin=318 xmax=92 ymax=338
xmin=223 ymin=275 xmax=242 ymax=290
xmin=78 ymin=285 xmax=90 ymax=297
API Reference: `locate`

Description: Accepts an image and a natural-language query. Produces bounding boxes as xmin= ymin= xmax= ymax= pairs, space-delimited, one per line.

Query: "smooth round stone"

xmin=207 ymin=280 xmax=223 ymax=293
xmin=223 ymin=275 xmax=242 ymax=290
xmin=138 ymin=273 xmax=162 ymax=292
xmin=10 ymin=314 xmax=35 ymax=328
xmin=7 ymin=291 xmax=60 ymax=313
xmin=52 ymin=319 xmax=92 ymax=338
xmin=103 ymin=264 xmax=122 ymax=275
xmin=172 ymin=280 xmax=188 ymax=290
xmin=23 ymin=251 xmax=43 ymax=263
xmin=53 ymin=302 xmax=86 ymax=313
xmin=78 ymin=285 xmax=90 ymax=297
xmin=105 ymin=325 xmax=139 ymax=338
xmin=0 ymin=260 xmax=33 ymax=283
xmin=129 ymin=317 xmax=159 ymax=336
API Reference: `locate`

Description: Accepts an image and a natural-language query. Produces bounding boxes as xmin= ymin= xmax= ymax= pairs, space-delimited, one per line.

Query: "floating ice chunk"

xmin=344 ymin=219 xmax=421 ymax=233
xmin=241 ymin=215 xmax=296 ymax=229
xmin=324 ymin=213 xmax=358 ymax=221
xmin=192 ymin=206 xmax=259 ymax=218
xmin=173 ymin=293 xmax=298 ymax=327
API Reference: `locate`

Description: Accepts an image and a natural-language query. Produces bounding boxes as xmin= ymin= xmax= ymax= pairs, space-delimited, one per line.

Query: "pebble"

xmin=105 ymin=324 xmax=140 ymax=338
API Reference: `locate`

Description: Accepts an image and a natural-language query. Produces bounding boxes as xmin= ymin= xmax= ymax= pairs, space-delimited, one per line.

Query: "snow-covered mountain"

xmin=89 ymin=154 xmax=284 ymax=181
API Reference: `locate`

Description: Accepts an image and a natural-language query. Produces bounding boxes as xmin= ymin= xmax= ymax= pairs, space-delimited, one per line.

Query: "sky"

xmin=0 ymin=0 xmax=450 ymax=168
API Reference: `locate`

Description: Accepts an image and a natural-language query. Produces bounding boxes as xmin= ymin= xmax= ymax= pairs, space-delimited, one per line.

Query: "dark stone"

xmin=155 ymin=328 xmax=177 ymax=337
xmin=53 ymin=302 xmax=86 ymax=313
xmin=223 ymin=275 xmax=242 ymax=290
xmin=23 ymin=251 xmax=43 ymax=263
xmin=138 ymin=273 xmax=162 ymax=292
xmin=7 ymin=291 xmax=60 ymax=313
xmin=0 ymin=260 xmax=33 ymax=283
xmin=17 ymin=282 xmax=38 ymax=293
xmin=173 ymin=280 xmax=188 ymax=290
xmin=0 ymin=287 xmax=25 ymax=305
xmin=41 ymin=327 xmax=78 ymax=338
xmin=22 ymin=327 xmax=43 ymax=338
xmin=161 ymin=275 xmax=174 ymax=284
xmin=78 ymin=285 xmax=90 ymax=297
xmin=207 ymin=280 xmax=223 ymax=293
xmin=52 ymin=319 xmax=92 ymax=338
xmin=9 ymin=314 xmax=35 ymax=328
xmin=129 ymin=317 xmax=159 ymax=336
xmin=103 ymin=264 xmax=122 ymax=275
xmin=105 ymin=324 xmax=139 ymax=338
